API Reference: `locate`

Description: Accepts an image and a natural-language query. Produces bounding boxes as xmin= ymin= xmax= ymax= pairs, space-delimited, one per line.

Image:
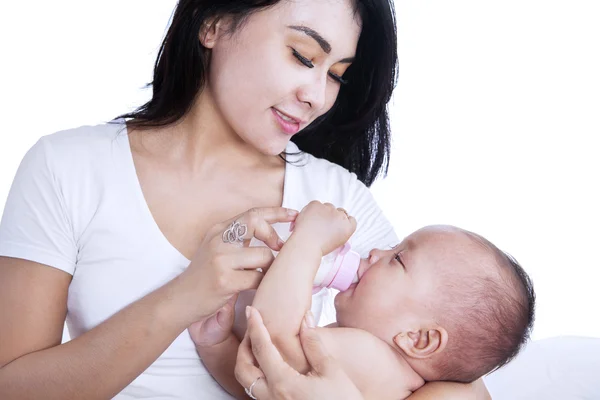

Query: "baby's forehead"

xmin=413 ymin=225 xmax=466 ymax=238
xmin=412 ymin=227 xmax=501 ymax=272
xmin=408 ymin=226 xmax=473 ymax=250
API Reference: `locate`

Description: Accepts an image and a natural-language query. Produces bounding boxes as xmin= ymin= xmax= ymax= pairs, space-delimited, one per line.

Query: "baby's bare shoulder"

xmin=316 ymin=326 xmax=424 ymax=399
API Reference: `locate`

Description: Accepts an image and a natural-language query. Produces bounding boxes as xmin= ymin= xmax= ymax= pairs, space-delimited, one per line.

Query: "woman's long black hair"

xmin=117 ymin=0 xmax=398 ymax=187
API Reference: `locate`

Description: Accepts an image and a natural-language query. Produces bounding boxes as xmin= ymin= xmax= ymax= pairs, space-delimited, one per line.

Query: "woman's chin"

xmin=251 ymin=136 xmax=291 ymax=157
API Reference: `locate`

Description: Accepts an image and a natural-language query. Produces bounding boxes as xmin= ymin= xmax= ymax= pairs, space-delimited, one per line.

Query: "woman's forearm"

xmin=0 ymin=276 xmax=194 ymax=400
xmin=406 ymin=379 xmax=491 ymax=400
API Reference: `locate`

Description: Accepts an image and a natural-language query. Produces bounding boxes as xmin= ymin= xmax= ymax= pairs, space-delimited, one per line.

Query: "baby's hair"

xmin=433 ymin=233 xmax=535 ymax=383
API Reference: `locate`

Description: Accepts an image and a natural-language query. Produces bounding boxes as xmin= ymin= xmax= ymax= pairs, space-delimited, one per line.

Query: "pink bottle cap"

xmin=328 ymin=243 xmax=360 ymax=292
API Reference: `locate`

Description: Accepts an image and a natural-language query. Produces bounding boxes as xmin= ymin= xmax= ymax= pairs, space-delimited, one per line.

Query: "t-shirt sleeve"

xmin=0 ymin=137 xmax=77 ymax=274
xmin=343 ymin=174 xmax=399 ymax=257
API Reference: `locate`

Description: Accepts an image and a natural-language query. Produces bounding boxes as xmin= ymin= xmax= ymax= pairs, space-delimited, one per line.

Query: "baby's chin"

xmin=333 ymin=288 xmax=355 ymax=326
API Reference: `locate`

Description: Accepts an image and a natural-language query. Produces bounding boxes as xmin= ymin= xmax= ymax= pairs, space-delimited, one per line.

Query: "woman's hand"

xmin=235 ymin=306 xmax=363 ymax=400
xmin=188 ymin=294 xmax=237 ymax=348
xmin=406 ymin=379 xmax=492 ymax=400
xmin=292 ymin=201 xmax=357 ymax=256
xmin=176 ymin=207 xmax=297 ymax=325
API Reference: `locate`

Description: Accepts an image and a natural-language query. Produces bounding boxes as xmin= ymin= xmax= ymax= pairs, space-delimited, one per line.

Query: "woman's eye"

xmin=329 ymin=72 xmax=348 ymax=85
xmin=292 ymin=48 xmax=348 ymax=85
xmin=292 ymin=48 xmax=314 ymax=68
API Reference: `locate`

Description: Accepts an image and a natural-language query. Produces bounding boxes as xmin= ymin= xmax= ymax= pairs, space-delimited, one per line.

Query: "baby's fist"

xmin=293 ymin=201 xmax=357 ymax=255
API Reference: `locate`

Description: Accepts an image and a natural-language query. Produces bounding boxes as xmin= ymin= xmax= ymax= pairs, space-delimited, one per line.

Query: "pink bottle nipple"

xmin=328 ymin=243 xmax=361 ymax=292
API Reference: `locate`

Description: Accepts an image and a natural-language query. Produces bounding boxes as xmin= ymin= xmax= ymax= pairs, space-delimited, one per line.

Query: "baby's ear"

xmin=393 ymin=326 xmax=448 ymax=360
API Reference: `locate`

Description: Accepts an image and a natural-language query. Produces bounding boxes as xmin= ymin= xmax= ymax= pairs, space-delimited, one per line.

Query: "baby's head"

xmin=335 ymin=225 xmax=535 ymax=382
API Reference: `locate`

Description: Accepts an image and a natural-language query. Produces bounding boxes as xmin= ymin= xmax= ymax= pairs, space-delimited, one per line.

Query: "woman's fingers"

xmin=230 ymin=246 xmax=275 ymax=271
xmin=247 ymin=377 xmax=270 ymax=400
xmin=248 ymin=216 xmax=286 ymax=251
xmin=235 ymin=308 xmax=363 ymax=400
xmin=235 ymin=333 xmax=265 ymax=385
xmin=243 ymin=307 xmax=288 ymax=380
xmin=241 ymin=207 xmax=299 ymax=225
xmin=299 ymin=313 xmax=337 ymax=377
xmin=217 ymin=247 xmax=274 ymax=291
xmin=220 ymin=207 xmax=297 ymax=250
xmin=235 ymin=316 xmax=271 ymax=399
xmin=234 ymin=269 xmax=268 ymax=292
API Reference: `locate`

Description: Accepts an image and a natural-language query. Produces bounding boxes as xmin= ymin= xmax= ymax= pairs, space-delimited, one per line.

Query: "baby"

xmin=197 ymin=201 xmax=535 ymax=399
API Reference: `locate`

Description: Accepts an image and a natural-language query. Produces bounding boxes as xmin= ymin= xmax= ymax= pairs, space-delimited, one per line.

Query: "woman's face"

xmin=204 ymin=0 xmax=362 ymax=155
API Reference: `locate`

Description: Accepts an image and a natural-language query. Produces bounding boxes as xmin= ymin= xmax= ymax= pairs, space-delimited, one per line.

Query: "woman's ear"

xmin=393 ymin=326 xmax=448 ymax=360
xmin=199 ymin=18 xmax=222 ymax=49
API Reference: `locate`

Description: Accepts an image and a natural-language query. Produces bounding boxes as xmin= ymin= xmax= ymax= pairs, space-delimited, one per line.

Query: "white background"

xmin=1 ymin=1 xmax=598 ymax=341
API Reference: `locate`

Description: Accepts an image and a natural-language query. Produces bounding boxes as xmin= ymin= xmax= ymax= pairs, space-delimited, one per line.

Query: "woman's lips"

xmin=271 ymin=108 xmax=300 ymax=135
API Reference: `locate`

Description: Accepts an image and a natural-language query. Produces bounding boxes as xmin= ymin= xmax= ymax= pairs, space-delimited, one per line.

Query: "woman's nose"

xmin=297 ymin=73 xmax=327 ymax=111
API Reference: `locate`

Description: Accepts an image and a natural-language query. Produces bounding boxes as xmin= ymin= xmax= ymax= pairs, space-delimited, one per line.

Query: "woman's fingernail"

xmin=305 ymin=311 xmax=315 ymax=328
xmin=301 ymin=317 xmax=308 ymax=331
xmin=288 ymin=209 xmax=299 ymax=216
xmin=245 ymin=306 xmax=251 ymax=319
xmin=216 ymin=309 xmax=225 ymax=325
xmin=289 ymin=221 xmax=295 ymax=232
xmin=277 ymin=238 xmax=284 ymax=248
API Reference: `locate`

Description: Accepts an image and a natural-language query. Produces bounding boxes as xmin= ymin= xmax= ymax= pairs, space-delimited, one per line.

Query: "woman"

xmin=0 ymin=0 xmax=489 ymax=398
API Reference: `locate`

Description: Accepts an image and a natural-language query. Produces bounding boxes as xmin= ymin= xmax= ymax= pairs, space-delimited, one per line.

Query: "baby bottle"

xmin=313 ymin=242 xmax=361 ymax=293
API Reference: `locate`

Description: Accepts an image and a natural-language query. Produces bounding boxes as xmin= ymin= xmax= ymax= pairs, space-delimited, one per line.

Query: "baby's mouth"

xmin=357 ymin=257 xmax=371 ymax=280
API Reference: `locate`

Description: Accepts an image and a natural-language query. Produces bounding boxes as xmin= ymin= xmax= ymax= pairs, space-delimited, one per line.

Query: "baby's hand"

xmin=293 ymin=201 xmax=357 ymax=256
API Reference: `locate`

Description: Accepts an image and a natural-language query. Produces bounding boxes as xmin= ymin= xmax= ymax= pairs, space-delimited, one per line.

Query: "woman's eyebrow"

xmin=287 ymin=25 xmax=355 ymax=64
xmin=287 ymin=25 xmax=331 ymax=54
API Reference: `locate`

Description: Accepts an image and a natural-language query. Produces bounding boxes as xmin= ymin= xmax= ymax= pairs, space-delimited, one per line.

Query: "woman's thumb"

xmin=217 ymin=294 xmax=238 ymax=328
xmin=299 ymin=311 xmax=334 ymax=375
xmin=189 ymin=294 xmax=238 ymax=347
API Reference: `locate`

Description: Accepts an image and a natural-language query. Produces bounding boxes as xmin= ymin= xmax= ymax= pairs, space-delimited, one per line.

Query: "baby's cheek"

xmin=352 ymin=293 xmax=382 ymax=325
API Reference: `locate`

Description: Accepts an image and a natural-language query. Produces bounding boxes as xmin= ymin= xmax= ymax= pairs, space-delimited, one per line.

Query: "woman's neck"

xmin=133 ymin=88 xmax=281 ymax=174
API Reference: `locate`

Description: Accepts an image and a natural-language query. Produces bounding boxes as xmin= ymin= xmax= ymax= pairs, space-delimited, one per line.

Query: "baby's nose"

xmin=368 ymin=248 xmax=384 ymax=263
xmin=358 ymin=250 xmax=380 ymax=279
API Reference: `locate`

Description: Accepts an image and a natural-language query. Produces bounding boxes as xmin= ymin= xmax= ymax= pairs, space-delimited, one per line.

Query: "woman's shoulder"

xmin=27 ymin=120 xmax=128 ymax=184
xmin=17 ymin=121 xmax=130 ymax=209
xmin=38 ymin=120 xmax=125 ymax=157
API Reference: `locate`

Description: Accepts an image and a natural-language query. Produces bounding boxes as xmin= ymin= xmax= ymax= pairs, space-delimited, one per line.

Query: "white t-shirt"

xmin=0 ymin=121 xmax=398 ymax=399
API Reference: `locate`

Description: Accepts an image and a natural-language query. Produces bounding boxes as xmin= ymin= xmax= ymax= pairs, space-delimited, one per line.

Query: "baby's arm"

xmin=250 ymin=201 xmax=356 ymax=373
xmin=195 ymin=202 xmax=354 ymax=395
xmin=249 ymin=231 xmax=326 ymax=372
xmin=194 ymin=227 xmax=320 ymax=398
xmin=191 ymin=202 xmax=331 ymax=396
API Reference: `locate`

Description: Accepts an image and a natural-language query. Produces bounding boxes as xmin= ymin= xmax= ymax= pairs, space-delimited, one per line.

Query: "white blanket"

xmin=484 ymin=336 xmax=600 ymax=399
